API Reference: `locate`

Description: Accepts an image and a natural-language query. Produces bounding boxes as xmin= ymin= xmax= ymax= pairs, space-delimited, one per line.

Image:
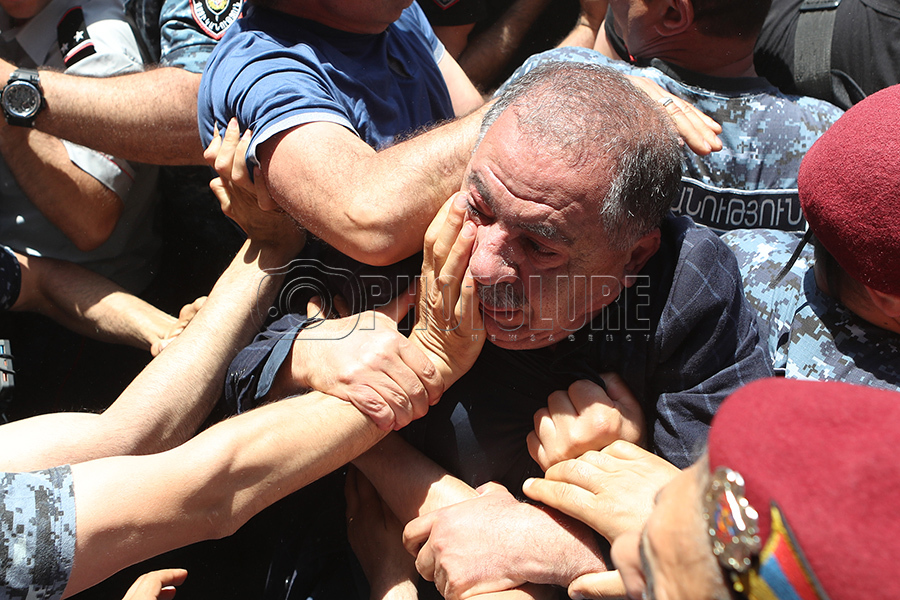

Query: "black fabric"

xmin=755 ymin=0 xmax=900 ymax=105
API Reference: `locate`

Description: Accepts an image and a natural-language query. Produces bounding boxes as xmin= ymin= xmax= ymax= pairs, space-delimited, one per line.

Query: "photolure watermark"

xmin=257 ymin=259 xmax=653 ymax=340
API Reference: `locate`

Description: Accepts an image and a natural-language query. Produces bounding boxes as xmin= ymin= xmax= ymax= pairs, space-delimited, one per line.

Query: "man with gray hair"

xmin=229 ymin=61 xmax=772 ymax=600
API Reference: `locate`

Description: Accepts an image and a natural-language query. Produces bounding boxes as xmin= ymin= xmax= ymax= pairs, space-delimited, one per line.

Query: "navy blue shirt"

xmin=198 ymin=3 xmax=453 ymax=172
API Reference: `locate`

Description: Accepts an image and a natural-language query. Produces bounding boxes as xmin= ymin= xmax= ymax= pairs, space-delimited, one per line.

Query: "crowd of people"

xmin=0 ymin=0 xmax=898 ymax=599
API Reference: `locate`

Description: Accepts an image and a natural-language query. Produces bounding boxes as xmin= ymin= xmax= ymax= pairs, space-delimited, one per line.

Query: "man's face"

xmin=461 ymin=109 xmax=642 ymax=350
xmin=612 ymin=459 xmax=733 ymax=600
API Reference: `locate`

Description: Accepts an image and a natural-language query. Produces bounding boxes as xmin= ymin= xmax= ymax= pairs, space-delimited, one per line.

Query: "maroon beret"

xmin=799 ymin=84 xmax=900 ymax=295
xmin=707 ymin=378 xmax=900 ymax=600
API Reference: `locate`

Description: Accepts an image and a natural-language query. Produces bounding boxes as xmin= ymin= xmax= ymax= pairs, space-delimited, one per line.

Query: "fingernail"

xmin=213 ymin=122 xmax=220 ymax=137
xmin=227 ymin=117 xmax=238 ymax=130
xmin=522 ymin=478 xmax=534 ymax=490
xmin=461 ymin=221 xmax=476 ymax=238
xmin=453 ymin=192 xmax=468 ymax=209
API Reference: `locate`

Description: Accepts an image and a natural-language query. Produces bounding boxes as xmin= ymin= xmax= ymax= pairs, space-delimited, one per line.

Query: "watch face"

xmin=3 ymin=81 xmax=41 ymax=118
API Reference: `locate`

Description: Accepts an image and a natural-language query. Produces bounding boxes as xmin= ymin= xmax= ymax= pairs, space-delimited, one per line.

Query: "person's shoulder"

xmin=754 ymin=86 xmax=845 ymax=128
xmin=666 ymin=215 xmax=731 ymax=263
xmin=721 ymin=228 xmax=803 ymax=267
xmin=662 ymin=216 xmax=749 ymax=295
xmin=497 ymin=47 xmax=641 ymax=94
xmin=394 ymin=0 xmax=431 ymax=30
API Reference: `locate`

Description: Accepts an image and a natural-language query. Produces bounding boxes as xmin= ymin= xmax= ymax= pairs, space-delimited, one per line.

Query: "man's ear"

xmin=655 ymin=0 xmax=694 ymax=37
xmin=865 ymin=286 xmax=900 ymax=318
xmin=623 ymin=229 xmax=661 ymax=287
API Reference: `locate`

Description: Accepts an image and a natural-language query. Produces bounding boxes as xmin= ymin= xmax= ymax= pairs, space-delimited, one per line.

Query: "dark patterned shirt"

xmin=0 ymin=467 xmax=76 ymax=600
xmin=724 ymin=228 xmax=900 ymax=390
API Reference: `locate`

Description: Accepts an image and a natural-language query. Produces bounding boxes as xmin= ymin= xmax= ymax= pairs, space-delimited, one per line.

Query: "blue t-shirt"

xmin=501 ymin=47 xmax=844 ymax=233
xmin=198 ymin=3 xmax=454 ymax=170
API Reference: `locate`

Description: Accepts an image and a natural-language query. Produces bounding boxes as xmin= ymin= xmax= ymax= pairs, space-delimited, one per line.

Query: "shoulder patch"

xmin=190 ymin=0 xmax=242 ymax=40
xmin=57 ymin=7 xmax=96 ymax=67
xmin=672 ymin=177 xmax=806 ymax=233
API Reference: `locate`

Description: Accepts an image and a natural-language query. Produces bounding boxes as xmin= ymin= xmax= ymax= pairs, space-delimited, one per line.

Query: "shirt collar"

xmin=2 ymin=0 xmax=70 ymax=65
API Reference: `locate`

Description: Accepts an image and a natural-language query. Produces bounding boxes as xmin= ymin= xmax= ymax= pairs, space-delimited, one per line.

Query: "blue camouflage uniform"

xmin=0 ymin=467 xmax=76 ymax=600
xmin=723 ymin=228 xmax=900 ymax=390
xmin=126 ymin=0 xmax=241 ymax=71
xmin=503 ymin=47 xmax=844 ymax=233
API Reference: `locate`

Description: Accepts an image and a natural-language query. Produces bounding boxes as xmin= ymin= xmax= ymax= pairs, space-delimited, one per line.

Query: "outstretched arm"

xmin=12 ymin=252 xmax=177 ymax=352
xmin=64 ymin=388 xmax=386 ymax=598
xmin=60 ymin=190 xmax=488 ymax=598
xmin=255 ymin=104 xmax=488 ymax=266
xmin=0 ymin=59 xmax=204 ymax=165
xmin=0 ymin=142 xmax=307 ymax=471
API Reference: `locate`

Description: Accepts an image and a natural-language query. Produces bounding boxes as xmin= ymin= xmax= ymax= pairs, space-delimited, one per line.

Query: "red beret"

xmin=799 ymin=84 xmax=900 ymax=295
xmin=707 ymin=378 xmax=900 ymax=600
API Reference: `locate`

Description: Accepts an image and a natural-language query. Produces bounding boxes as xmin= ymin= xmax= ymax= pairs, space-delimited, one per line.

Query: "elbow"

xmin=339 ymin=210 xmax=423 ymax=266
xmin=69 ymin=206 xmax=121 ymax=252
xmin=346 ymin=238 xmax=417 ymax=267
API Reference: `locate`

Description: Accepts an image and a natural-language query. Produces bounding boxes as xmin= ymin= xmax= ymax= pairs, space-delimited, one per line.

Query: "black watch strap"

xmin=2 ymin=68 xmax=45 ymax=127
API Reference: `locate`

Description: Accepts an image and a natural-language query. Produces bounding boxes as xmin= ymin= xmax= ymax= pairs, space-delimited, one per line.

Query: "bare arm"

xmin=60 ymin=193 xmax=489 ymax=598
xmin=558 ymin=0 xmax=608 ymax=50
xmin=0 ymin=160 xmax=307 ymax=471
xmin=453 ymin=0 xmax=552 ymax=92
xmin=12 ymin=252 xmax=176 ymax=351
xmin=0 ymin=59 xmax=205 ymax=166
xmin=0 ymin=123 xmax=122 ymax=251
xmin=258 ymin=103 xmax=488 ymax=266
xmin=64 ymin=389 xmax=387 ymax=598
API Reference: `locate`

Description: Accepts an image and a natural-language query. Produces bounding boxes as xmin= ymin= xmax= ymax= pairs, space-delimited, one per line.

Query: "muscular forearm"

xmin=457 ymin=0 xmax=552 ymax=90
xmin=264 ymin=104 xmax=488 ymax=266
xmin=353 ymin=433 xmax=478 ymax=523
xmin=0 ymin=125 xmax=122 ymax=251
xmin=13 ymin=254 xmax=175 ymax=352
xmin=16 ymin=63 xmax=205 ymax=165
xmin=66 ymin=390 xmax=387 ymax=597
xmin=0 ymin=237 xmax=298 ymax=472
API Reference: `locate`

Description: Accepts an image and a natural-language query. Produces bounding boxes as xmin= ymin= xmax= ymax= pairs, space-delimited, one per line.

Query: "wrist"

xmin=519 ymin=505 xmax=608 ymax=587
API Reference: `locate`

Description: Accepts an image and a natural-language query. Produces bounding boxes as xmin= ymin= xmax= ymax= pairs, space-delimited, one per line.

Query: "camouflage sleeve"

xmin=159 ymin=0 xmax=242 ymax=72
xmin=720 ymin=228 xmax=810 ymax=371
xmin=0 ymin=467 xmax=76 ymax=600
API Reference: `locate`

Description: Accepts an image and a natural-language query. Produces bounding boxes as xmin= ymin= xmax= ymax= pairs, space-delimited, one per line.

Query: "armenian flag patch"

xmin=744 ymin=504 xmax=830 ymax=600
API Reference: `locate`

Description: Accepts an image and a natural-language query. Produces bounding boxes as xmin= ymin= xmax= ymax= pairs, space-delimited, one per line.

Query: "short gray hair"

xmin=480 ymin=62 xmax=682 ymax=250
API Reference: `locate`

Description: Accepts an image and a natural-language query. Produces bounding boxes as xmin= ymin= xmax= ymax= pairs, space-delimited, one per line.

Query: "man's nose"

xmin=468 ymin=224 xmax=519 ymax=285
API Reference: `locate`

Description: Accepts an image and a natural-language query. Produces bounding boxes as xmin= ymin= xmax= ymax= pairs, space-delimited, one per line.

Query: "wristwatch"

xmin=1 ymin=69 xmax=45 ymax=127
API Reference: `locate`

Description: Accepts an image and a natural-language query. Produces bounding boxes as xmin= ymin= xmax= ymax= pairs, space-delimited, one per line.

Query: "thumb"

xmin=568 ymin=571 xmax=627 ymax=600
